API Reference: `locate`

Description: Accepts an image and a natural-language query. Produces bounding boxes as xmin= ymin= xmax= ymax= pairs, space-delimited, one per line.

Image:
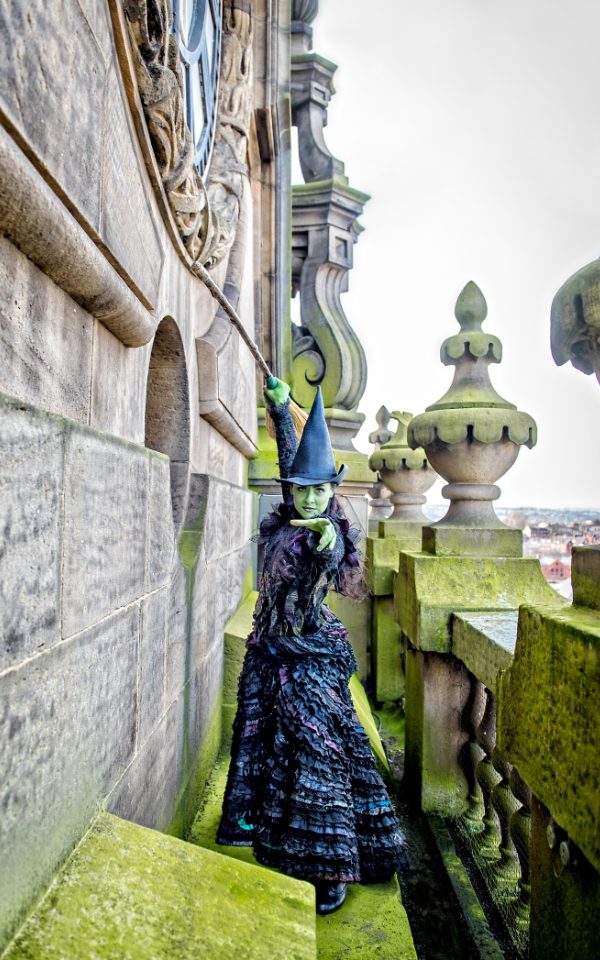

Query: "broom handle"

xmin=191 ymin=259 xmax=277 ymax=389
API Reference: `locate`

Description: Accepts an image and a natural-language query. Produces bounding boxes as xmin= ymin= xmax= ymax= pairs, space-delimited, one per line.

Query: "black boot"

xmin=315 ymin=882 xmax=347 ymax=916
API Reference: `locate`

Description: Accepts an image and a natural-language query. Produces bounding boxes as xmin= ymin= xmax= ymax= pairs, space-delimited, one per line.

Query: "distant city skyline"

xmin=306 ymin=0 xmax=600 ymax=509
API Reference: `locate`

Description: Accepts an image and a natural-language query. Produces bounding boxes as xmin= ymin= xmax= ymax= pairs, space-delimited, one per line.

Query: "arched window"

xmin=174 ymin=0 xmax=222 ymax=175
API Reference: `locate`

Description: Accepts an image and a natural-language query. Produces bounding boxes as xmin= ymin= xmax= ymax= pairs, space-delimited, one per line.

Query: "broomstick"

xmin=191 ymin=259 xmax=307 ymax=440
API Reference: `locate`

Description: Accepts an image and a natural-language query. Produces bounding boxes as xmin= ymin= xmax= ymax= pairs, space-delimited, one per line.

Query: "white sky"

xmin=300 ymin=0 xmax=600 ymax=509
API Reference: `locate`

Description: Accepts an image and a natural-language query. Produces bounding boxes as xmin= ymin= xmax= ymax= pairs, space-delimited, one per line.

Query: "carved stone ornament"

xmin=123 ymin=0 xmax=252 ymax=269
xmin=206 ymin=0 xmax=253 ymax=265
xmin=123 ymin=0 xmax=220 ymax=265
xmin=551 ymin=257 xmax=600 ymax=384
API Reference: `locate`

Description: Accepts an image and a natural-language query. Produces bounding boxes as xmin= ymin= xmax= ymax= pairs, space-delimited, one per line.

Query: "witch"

xmin=217 ymin=377 xmax=404 ymax=915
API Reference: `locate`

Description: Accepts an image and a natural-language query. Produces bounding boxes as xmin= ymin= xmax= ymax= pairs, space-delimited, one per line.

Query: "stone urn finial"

xmin=408 ymin=282 xmax=537 ymax=554
xmin=370 ymin=411 xmax=437 ymax=533
xmin=366 ymin=406 xmax=394 ymax=529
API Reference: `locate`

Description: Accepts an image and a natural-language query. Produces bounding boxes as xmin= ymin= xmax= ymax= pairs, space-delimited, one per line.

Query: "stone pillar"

xmin=367 ymin=406 xmax=393 ymax=535
xmin=396 ymin=282 xmax=562 ymax=816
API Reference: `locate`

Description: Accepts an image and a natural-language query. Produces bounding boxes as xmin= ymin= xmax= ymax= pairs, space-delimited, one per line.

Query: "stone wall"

xmin=0 ymin=0 xmax=278 ymax=949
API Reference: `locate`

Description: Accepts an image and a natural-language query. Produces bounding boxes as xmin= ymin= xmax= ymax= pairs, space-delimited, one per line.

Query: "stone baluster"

xmin=509 ymin=766 xmax=532 ymax=935
xmin=459 ymin=674 xmax=487 ymax=834
xmin=490 ymin=750 xmax=521 ymax=898
xmin=475 ymin=689 xmax=503 ymax=862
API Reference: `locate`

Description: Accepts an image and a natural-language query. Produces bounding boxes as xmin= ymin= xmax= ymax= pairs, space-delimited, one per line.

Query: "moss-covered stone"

xmin=190 ymin=756 xmax=417 ymax=960
xmin=396 ymin=551 xmax=563 ymax=653
xmin=451 ymin=611 xmax=517 ymax=694
xmin=3 ymin=812 xmax=316 ymax=960
xmin=377 ymin=519 xmax=426 ymax=550
xmin=572 ymin=545 xmax=600 ymax=611
xmin=422 ymin=524 xmax=522 ymax=558
xmin=366 ymin=536 xmax=401 ymax=596
xmin=498 ymin=602 xmax=600 ymax=871
xmin=372 ymin=597 xmax=405 ymax=702
xmin=327 ymin=593 xmax=370 ymax=681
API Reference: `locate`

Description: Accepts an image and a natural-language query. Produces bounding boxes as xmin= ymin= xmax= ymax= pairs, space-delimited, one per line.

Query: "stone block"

xmin=372 ymin=597 xmax=405 ymax=702
xmin=146 ymin=454 xmax=175 ymax=592
xmin=327 ymin=593 xmax=370 ymax=682
xmin=572 ymin=545 xmax=600 ymax=611
xmin=0 ymin=236 xmax=93 ymax=423
xmin=223 ymin=592 xmax=257 ymax=704
xmin=377 ymin=518 xmax=425 ymax=552
xmin=0 ymin=0 xmax=106 ymax=230
xmin=0 ymin=397 xmax=64 ymax=670
xmin=366 ymin=536 xmax=402 ymax=596
xmin=422 ymin=523 xmax=522 ymax=558
xmin=62 ymin=428 xmax=148 ymax=637
xmin=396 ymin=551 xmax=564 ymax=654
xmin=452 ymin=611 xmax=517 ymax=694
xmin=110 ymin=697 xmax=183 ymax=834
xmin=0 ymin=605 xmax=139 ymax=950
xmin=404 ymin=649 xmax=470 ymax=816
xmin=165 ymin=561 xmax=188 ymax=706
xmin=528 ymin=796 xmax=600 ymax=960
xmin=138 ymin=589 xmax=168 ymax=747
xmin=2 ymin=812 xmax=317 ymax=960
xmin=89 ymin=320 xmax=148 ymax=444
xmin=498 ymin=602 xmax=600 ymax=871
xmin=100 ymin=67 xmax=164 ymax=309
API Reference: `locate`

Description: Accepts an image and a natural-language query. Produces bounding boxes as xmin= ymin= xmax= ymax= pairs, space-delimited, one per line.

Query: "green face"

xmin=292 ymin=482 xmax=334 ymax=519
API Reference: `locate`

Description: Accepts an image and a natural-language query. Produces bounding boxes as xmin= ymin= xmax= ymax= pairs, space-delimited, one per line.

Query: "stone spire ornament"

xmin=370 ymin=412 xmax=436 ymax=536
xmin=367 ymin=406 xmax=393 ymax=529
xmin=408 ymin=282 xmax=536 ymax=556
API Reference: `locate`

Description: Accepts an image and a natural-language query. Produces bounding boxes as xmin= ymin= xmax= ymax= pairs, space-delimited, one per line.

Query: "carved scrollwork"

xmin=123 ymin=0 xmax=220 ymax=265
xmin=205 ymin=0 xmax=253 ymax=265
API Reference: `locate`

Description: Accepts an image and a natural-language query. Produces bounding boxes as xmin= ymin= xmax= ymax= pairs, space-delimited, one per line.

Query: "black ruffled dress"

xmin=217 ymin=400 xmax=403 ymax=883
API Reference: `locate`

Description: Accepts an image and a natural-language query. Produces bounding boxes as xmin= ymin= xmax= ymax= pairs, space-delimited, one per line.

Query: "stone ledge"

xmin=3 ymin=812 xmax=316 ymax=960
xmin=452 ymin=611 xmax=518 ymax=693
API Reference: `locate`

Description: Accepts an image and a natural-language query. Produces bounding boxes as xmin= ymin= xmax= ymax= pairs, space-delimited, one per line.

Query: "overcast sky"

xmin=302 ymin=0 xmax=600 ymax=510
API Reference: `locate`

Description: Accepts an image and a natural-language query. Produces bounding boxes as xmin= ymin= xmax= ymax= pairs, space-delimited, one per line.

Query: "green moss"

xmin=498 ymin=603 xmax=600 ymax=870
xmin=372 ymin=596 xmax=405 ymax=702
xmin=3 ymin=813 xmax=316 ymax=960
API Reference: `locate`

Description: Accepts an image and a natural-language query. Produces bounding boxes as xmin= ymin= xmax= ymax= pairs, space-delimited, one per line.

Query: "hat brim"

xmin=274 ymin=464 xmax=347 ymax=486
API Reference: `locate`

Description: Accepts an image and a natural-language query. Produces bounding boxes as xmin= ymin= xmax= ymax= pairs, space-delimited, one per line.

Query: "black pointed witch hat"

xmin=279 ymin=386 xmax=347 ymax=486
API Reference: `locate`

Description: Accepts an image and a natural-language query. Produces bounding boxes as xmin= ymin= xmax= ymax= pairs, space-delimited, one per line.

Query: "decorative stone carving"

xmin=367 ymin=406 xmax=394 ymax=528
xmin=370 ymin=412 xmax=436 ymax=529
xmin=123 ymin=0 xmax=220 ymax=265
xmin=206 ymin=0 xmax=253 ymax=265
xmin=408 ymin=282 xmax=536 ymax=552
xmin=551 ymin=257 xmax=600 ymax=383
xmin=290 ymin=14 xmax=369 ymax=452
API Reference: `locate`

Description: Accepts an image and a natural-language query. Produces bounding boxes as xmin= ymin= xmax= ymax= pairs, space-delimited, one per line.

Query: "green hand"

xmin=289 ymin=518 xmax=337 ymax=552
xmin=264 ymin=376 xmax=290 ymax=406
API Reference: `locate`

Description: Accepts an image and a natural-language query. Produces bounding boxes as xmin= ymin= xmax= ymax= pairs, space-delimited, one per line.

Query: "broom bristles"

xmin=265 ymin=399 xmax=308 ymax=441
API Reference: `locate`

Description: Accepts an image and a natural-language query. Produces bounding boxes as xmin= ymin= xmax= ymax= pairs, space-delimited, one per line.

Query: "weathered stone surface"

xmin=109 ymin=698 xmax=183 ymax=834
xmin=366 ymin=536 xmax=401 ymax=596
xmin=101 ymin=66 xmax=164 ymax=309
xmin=396 ymin=552 xmax=563 ymax=654
xmin=223 ymin=592 xmax=257 ymax=706
xmin=528 ymin=796 xmax=600 ymax=960
xmin=0 ymin=0 xmax=106 ymax=230
xmin=0 ymin=237 xmax=93 ymax=423
xmin=146 ymin=454 xmax=175 ymax=592
xmin=62 ymin=429 xmax=148 ymax=637
xmin=3 ymin=812 xmax=317 ymax=960
xmin=0 ymin=397 xmax=64 ymax=670
xmin=404 ymin=649 xmax=470 ymax=816
xmin=89 ymin=320 xmax=148 ymax=444
xmin=0 ymin=606 xmax=139 ymax=951
xmin=138 ymin=589 xmax=168 ymax=747
xmin=452 ymin=611 xmax=517 ymax=694
xmin=498 ymin=603 xmax=600 ymax=871
xmin=422 ymin=523 xmax=522 ymax=558
xmin=165 ymin=561 xmax=188 ymax=707
xmin=373 ymin=597 xmax=404 ymax=702
xmin=572 ymin=545 xmax=600 ymax=611
xmin=327 ymin=592 xmax=370 ymax=681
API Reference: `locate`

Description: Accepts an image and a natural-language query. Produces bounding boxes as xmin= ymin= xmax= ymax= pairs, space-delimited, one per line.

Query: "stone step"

xmin=3 ymin=811 xmax=316 ymax=960
xmin=189 ymin=754 xmax=418 ymax=960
